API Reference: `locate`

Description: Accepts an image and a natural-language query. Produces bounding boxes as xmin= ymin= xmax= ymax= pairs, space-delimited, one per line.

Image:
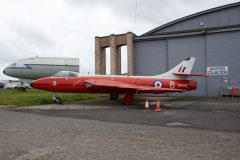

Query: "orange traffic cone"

xmin=155 ymin=98 xmax=162 ymax=112
xmin=144 ymin=98 xmax=150 ymax=112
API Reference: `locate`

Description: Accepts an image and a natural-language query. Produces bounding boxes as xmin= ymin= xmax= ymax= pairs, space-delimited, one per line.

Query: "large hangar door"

xmin=134 ymin=40 xmax=167 ymax=76
xmin=206 ymin=31 xmax=240 ymax=97
xmin=168 ymin=36 xmax=206 ymax=96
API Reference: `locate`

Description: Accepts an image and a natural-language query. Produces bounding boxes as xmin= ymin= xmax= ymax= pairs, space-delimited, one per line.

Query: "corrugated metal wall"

xmin=134 ymin=31 xmax=240 ymax=97
xmin=134 ymin=4 xmax=240 ymax=97
xmin=134 ymin=40 xmax=167 ymax=76
xmin=167 ymin=36 xmax=206 ymax=96
xmin=206 ymin=31 xmax=240 ymax=96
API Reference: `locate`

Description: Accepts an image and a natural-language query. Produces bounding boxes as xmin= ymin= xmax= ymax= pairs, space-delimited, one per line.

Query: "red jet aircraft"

xmin=31 ymin=57 xmax=207 ymax=104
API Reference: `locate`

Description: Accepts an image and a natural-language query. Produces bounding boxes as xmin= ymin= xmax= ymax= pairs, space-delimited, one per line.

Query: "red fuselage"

xmin=31 ymin=76 xmax=197 ymax=94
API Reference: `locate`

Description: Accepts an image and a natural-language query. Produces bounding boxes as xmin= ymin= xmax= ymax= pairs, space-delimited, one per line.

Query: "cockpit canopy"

xmin=9 ymin=63 xmax=17 ymax=67
xmin=52 ymin=71 xmax=79 ymax=77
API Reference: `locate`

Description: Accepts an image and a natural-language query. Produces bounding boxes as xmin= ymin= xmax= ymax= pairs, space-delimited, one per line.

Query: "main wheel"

xmin=18 ymin=87 xmax=26 ymax=92
xmin=110 ymin=94 xmax=119 ymax=100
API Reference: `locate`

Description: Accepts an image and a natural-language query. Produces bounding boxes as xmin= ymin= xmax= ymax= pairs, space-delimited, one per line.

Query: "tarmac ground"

xmin=0 ymin=96 xmax=240 ymax=160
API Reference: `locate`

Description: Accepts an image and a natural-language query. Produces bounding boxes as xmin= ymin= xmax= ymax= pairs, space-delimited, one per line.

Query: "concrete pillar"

xmin=127 ymin=32 xmax=134 ymax=76
xmin=95 ymin=32 xmax=135 ymax=76
xmin=117 ymin=47 xmax=121 ymax=75
xmin=102 ymin=48 xmax=106 ymax=75
xmin=110 ymin=35 xmax=118 ymax=75
xmin=95 ymin=37 xmax=101 ymax=75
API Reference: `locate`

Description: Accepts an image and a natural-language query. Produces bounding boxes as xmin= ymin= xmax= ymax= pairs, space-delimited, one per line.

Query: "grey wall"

xmin=134 ymin=4 xmax=240 ymax=97
xmin=134 ymin=31 xmax=240 ymax=97
xmin=167 ymin=36 xmax=206 ymax=96
xmin=206 ymin=31 xmax=240 ymax=96
xmin=152 ymin=5 xmax=240 ymax=34
xmin=134 ymin=40 xmax=167 ymax=76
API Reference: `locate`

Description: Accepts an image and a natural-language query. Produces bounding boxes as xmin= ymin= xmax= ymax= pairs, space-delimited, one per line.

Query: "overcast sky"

xmin=0 ymin=0 xmax=239 ymax=80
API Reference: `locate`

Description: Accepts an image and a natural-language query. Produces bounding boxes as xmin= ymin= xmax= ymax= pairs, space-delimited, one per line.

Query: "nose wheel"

xmin=52 ymin=93 xmax=62 ymax=104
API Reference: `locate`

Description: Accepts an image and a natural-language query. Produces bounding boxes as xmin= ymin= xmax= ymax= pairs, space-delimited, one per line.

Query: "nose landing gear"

xmin=52 ymin=93 xmax=62 ymax=104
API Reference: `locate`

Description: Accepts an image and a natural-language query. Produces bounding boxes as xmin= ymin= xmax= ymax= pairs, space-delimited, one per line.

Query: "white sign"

xmin=207 ymin=66 xmax=228 ymax=75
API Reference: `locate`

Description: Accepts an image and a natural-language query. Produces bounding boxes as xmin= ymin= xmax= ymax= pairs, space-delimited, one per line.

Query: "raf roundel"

xmin=153 ymin=80 xmax=163 ymax=88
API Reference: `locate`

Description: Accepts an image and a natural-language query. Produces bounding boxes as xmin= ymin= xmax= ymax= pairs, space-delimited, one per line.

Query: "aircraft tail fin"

xmin=155 ymin=57 xmax=197 ymax=79
xmin=168 ymin=57 xmax=196 ymax=75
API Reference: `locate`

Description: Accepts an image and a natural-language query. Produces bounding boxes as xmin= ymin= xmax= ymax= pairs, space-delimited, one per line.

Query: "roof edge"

xmin=141 ymin=2 xmax=240 ymax=36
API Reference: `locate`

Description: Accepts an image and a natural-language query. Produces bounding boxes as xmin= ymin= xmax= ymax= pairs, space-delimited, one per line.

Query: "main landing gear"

xmin=110 ymin=94 xmax=119 ymax=100
xmin=110 ymin=93 xmax=134 ymax=105
xmin=122 ymin=94 xmax=134 ymax=105
xmin=52 ymin=93 xmax=62 ymax=104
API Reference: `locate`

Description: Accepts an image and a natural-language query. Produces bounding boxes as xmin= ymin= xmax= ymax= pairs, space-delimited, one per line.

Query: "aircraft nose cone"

xmin=3 ymin=69 xmax=5 ymax=74
xmin=30 ymin=82 xmax=33 ymax=87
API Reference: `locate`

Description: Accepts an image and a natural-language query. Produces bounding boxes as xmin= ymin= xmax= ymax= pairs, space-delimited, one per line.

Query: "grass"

xmin=0 ymin=89 xmax=108 ymax=107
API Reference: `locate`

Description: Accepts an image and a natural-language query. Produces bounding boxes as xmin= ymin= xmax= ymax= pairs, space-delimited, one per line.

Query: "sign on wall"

xmin=207 ymin=66 xmax=228 ymax=75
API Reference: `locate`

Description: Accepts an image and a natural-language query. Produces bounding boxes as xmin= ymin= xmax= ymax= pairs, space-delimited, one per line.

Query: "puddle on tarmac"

xmin=166 ymin=122 xmax=190 ymax=126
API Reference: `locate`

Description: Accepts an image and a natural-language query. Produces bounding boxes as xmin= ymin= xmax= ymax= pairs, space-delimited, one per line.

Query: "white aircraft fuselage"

xmin=3 ymin=57 xmax=79 ymax=80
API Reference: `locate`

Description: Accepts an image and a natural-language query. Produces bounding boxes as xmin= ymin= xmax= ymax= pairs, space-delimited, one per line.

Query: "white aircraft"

xmin=3 ymin=57 xmax=79 ymax=91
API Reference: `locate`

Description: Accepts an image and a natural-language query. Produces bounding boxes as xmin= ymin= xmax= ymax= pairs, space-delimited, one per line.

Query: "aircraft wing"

xmin=84 ymin=79 xmax=186 ymax=93
xmin=84 ymin=79 xmax=141 ymax=89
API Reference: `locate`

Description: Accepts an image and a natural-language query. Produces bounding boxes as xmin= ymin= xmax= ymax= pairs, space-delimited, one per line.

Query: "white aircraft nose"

xmin=3 ymin=68 xmax=11 ymax=76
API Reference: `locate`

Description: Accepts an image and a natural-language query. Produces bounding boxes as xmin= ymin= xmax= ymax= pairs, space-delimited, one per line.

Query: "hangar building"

xmin=134 ymin=2 xmax=240 ymax=97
